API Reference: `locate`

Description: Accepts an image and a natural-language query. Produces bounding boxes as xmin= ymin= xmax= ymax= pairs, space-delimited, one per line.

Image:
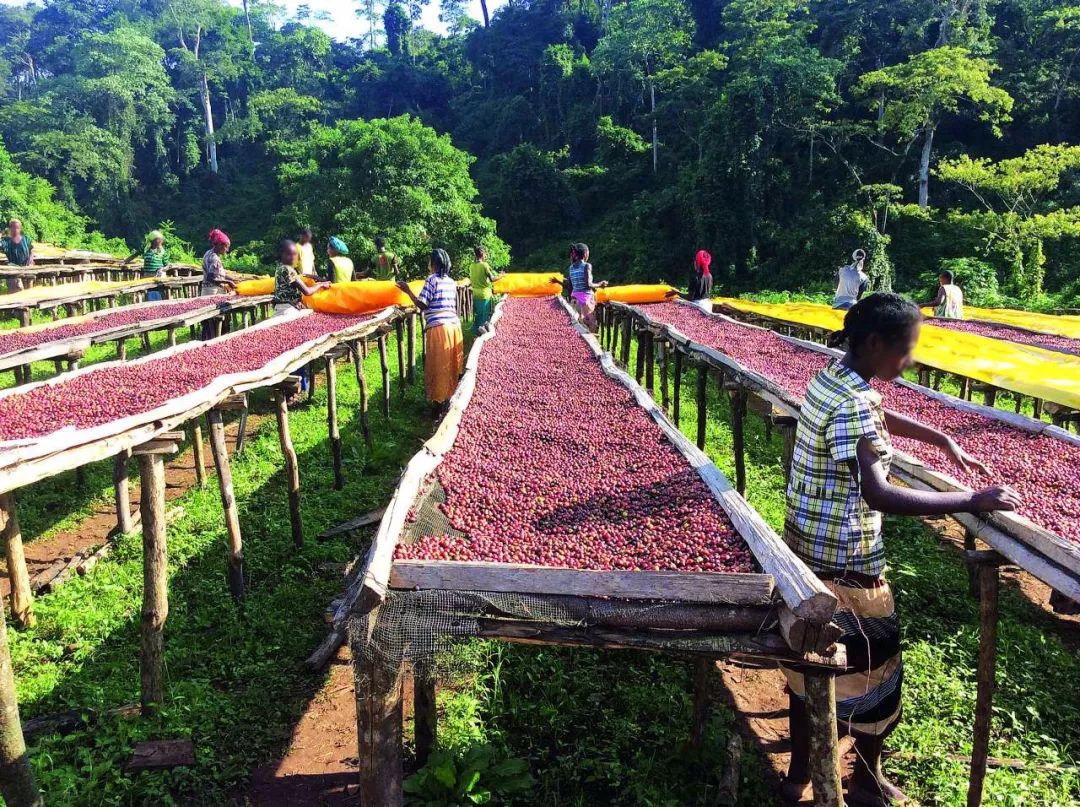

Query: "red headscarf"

xmin=208 ymin=229 xmax=231 ymax=248
xmin=695 ymin=249 xmax=712 ymax=276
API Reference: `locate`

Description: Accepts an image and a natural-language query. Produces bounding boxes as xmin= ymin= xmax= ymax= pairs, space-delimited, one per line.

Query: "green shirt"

xmin=142 ymin=247 xmax=170 ymax=276
xmin=273 ymin=263 xmax=304 ymax=308
xmin=470 ymin=261 xmax=495 ymax=300
xmin=373 ymin=250 xmax=398 ymax=281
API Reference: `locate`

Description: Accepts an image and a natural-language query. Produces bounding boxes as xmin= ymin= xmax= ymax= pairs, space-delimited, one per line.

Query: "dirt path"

xmin=242 ymin=645 xmax=362 ymax=806
xmin=0 ymin=416 xmax=255 ymax=600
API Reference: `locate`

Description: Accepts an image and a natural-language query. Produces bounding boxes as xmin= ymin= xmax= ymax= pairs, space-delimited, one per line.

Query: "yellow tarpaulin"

xmin=596 ymin=284 xmax=677 ymax=305
xmin=951 ymin=306 xmax=1080 ymax=341
xmin=714 ymin=297 xmax=1080 ymax=411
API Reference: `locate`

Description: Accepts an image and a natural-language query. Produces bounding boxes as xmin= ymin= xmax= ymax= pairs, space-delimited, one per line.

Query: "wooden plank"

xmin=320 ymin=508 xmax=387 ymax=540
xmin=126 ymin=739 xmax=196 ymax=772
xmin=391 ymin=559 xmax=774 ymax=605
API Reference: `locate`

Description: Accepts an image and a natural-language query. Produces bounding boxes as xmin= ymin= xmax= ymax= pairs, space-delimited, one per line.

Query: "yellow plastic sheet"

xmin=954 ymin=306 xmax=1080 ymax=341
xmin=235 ymin=275 xmax=319 ymax=297
xmin=493 ymin=272 xmax=564 ymax=297
xmin=596 ymin=284 xmax=677 ymax=305
xmin=0 ymin=278 xmax=156 ymax=304
xmin=715 ymin=297 xmax=1080 ymax=411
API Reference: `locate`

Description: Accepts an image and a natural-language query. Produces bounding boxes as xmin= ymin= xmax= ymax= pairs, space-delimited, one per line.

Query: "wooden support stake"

xmin=136 ymin=452 xmax=169 ymax=716
xmin=621 ymin=315 xmax=632 ymax=367
xmin=0 ymin=594 xmax=41 ymax=807
xmin=274 ymin=391 xmax=304 ymax=548
xmin=696 ymin=364 xmax=708 ymax=450
xmin=690 ymin=658 xmax=713 ymax=749
xmin=0 ymin=494 xmax=33 ymax=629
xmin=414 ymin=674 xmax=437 ymax=768
xmin=190 ymin=424 xmax=206 ymax=487
xmin=113 ymin=450 xmax=133 ymax=535
xmin=673 ymin=348 xmax=682 ymax=426
xmin=378 ymin=334 xmax=391 ymax=419
xmin=207 ymin=411 xmax=245 ymax=602
xmin=803 ymin=672 xmax=844 ymax=807
xmin=327 ymin=357 xmax=343 ymax=490
xmin=395 ymin=319 xmax=406 ymax=397
xmin=356 ymin=639 xmax=404 ymax=806
xmin=234 ymin=406 xmax=249 ymax=455
xmin=659 ymin=340 xmax=669 ymax=412
xmin=166 ymin=327 xmax=177 ymax=348
xmin=610 ymin=312 xmax=620 ymax=358
xmin=644 ymin=330 xmax=655 ymax=393
xmin=352 ymin=343 xmax=372 ymax=448
xmin=116 ymin=339 xmax=127 ymax=361
xmin=406 ymin=312 xmax=417 ymax=384
xmin=635 ymin=328 xmax=646 ymax=384
xmin=779 ymin=421 xmax=797 ymax=485
xmin=967 ymin=561 xmax=1001 ymax=807
xmin=730 ymin=386 xmax=748 ymax=496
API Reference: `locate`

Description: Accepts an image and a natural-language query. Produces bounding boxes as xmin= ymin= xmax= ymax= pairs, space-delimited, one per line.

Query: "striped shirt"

xmin=1 ymin=236 xmax=32 ymax=266
xmin=202 ymin=249 xmax=225 ymax=285
xmin=568 ymin=260 xmax=591 ymax=293
xmin=418 ymin=273 xmax=460 ymax=330
xmin=142 ymin=247 xmax=170 ymax=276
xmin=785 ymin=360 xmax=892 ymax=575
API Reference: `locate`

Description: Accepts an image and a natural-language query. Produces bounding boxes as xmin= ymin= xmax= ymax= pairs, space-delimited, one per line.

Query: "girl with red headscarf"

xmin=688 ymin=249 xmax=713 ymax=312
xmin=201 ymin=229 xmax=238 ymax=298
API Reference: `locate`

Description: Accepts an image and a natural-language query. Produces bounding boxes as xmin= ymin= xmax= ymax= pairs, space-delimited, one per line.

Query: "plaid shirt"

xmin=785 ymin=360 xmax=892 ymax=575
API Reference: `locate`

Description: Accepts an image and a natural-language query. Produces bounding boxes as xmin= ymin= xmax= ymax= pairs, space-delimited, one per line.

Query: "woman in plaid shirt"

xmin=782 ymin=293 xmax=1020 ymax=806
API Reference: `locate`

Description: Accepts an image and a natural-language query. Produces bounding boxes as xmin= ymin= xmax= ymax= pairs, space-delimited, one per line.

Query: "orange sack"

xmin=235 ymin=275 xmax=318 ymax=296
xmin=304 ymin=279 xmax=425 ymax=315
xmin=595 ymin=284 xmax=677 ymax=305
xmin=493 ymin=273 xmax=565 ymax=298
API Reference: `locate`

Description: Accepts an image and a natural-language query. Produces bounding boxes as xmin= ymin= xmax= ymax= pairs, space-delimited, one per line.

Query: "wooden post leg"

xmin=730 ymin=387 xmax=747 ymax=496
xmin=644 ymin=331 xmax=655 ymax=393
xmin=610 ymin=313 xmax=620 ymax=359
xmin=274 ymin=392 xmax=304 ymax=548
xmin=167 ymin=327 xmax=177 ymax=348
xmin=0 ymin=494 xmax=33 ymax=629
xmin=779 ymin=420 xmax=797 ymax=485
xmin=406 ymin=312 xmax=417 ymax=384
xmin=803 ymin=671 xmax=844 ymax=807
xmin=0 ymin=595 xmax=41 ymax=807
xmin=378 ymin=335 xmax=391 ymax=419
xmin=327 ymin=358 xmax=343 ymax=490
xmin=234 ymin=406 xmax=249 ymax=454
xmin=967 ymin=561 xmax=1001 ymax=807
xmin=356 ymin=642 xmax=404 ymax=806
xmin=395 ymin=319 xmax=406 ymax=398
xmin=635 ymin=329 xmax=645 ymax=384
xmin=190 ymin=424 xmax=206 ymax=487
xmin=117 ymin=338 xmax=127 ymax=361
xmin=414 ymin=674 xmax=437 ymax=767
xmin=696 ymin=365 xmax=708 ymax=450
xmin=673 ymin=348 xmax=682 ymax=426
xmin=207 ymin=411 xmax=245 ymax=602
xmin=621 ymin=316 xmax=631 ymax=367
xmin=352 ymin=343 xmax=372 ymax=449
xmin=113 ymin=450 xmax=134 ymax=535
xmin=137 ymin=453 xmax=169 ymax=716
xmin=984 ymin=386 xmax=997 ymax=409
xmin=659 ymin=340 xmax=669 ymax=412
xmin=689 ymin=658 xmax=713 ymax=749
xmin=141 ymin=332 xmax=151 ymax=352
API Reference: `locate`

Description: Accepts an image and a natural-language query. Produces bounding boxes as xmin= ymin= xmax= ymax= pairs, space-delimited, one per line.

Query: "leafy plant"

xmin=403 ymin=745 xmax=532 ymax=806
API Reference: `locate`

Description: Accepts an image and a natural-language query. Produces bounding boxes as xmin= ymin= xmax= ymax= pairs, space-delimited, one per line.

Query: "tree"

xmin=857 ymin=46 xmax=1014 ymax=209
xmin=274 ymin=116 xmax=509 ymax=272
xmin=384 ymin=3 xmax=412 ymax=57
xmin=593 ymin=0 xmax=695 ymax=174
xmin=937 ymin=144 xmax=1080 ymax=296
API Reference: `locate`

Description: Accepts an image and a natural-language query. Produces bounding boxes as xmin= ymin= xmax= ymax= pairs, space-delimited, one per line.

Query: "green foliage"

xmin=275 ymin=115 xmax=508 ymax=276
xmin=926 ymin=257 xmax=1002 ymax=306
xmin=403 ymin=746 xmax=532 ymax=806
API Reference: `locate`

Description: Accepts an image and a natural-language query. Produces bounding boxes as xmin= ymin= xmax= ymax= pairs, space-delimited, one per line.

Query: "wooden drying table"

xmin=607 ymin=300 xmax=1080 ymax=807
xmin=0 ymin=295 xmax=273 ymax=385
xmin=716 ymin=302 xmax=1079 ymax=429
xmin=345 ymin=297 xmax=848 ymax=805
xmin=0 ymin=277 xmax=205 ymax=327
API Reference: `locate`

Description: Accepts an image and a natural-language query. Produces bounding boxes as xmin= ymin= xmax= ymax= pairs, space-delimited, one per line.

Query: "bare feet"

xmin=846 ymin=773 xmax=909 ymax=806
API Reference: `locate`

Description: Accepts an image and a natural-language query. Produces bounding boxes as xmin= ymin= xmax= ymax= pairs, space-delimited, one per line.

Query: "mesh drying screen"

xmin=400 ymin=475 xmax=466 ymax=548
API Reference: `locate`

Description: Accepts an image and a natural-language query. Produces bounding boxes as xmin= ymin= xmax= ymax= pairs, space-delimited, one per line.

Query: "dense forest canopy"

xmin=2 ymin=0 xmax=1080 ymax=302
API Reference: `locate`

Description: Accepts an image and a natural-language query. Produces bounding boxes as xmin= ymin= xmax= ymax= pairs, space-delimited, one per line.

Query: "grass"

xmin=6 ymin=306 xmax=1080 ymax=805
xmin=10 ymin=333 xmax=435 ymax=804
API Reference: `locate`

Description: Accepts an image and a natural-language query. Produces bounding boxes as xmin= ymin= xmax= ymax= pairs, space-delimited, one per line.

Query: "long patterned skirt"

xmin=424 ymin=321 xmax=465 ymax=404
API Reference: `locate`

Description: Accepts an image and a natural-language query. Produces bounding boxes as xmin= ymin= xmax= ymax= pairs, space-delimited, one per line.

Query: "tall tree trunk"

xmin=242 ymin=0 xmax=254 ymax=57
xmin=918 ymin=123 xmax=935 ymax=209
xmin=479 ymin=0 xmax=490 ymax=27
xmin=650 ymin=79 xmax=658 ymax=175
xmin=200 ymin=72 xmax=219 ymax=175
